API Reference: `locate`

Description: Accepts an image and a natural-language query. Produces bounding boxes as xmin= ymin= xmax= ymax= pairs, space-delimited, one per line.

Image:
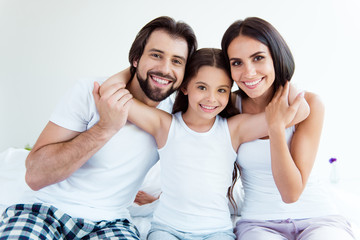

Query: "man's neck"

xmin=127 ymin=76 xmax=160 ymax=108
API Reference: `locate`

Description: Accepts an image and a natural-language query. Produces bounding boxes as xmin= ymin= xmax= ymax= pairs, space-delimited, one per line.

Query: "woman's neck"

xmin=242 ymin=88 xmax=275 ymax=114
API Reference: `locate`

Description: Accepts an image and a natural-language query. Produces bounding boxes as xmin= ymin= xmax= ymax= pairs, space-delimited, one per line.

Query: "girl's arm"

xmin=99 ymin=67 xmax=171 ymax=147
xmin=98 ymin=68 xmax=171 ymax=147
xmin=228 ymin=82 xmax=304 ymax=151
xmin=128 ymin=98 xmax=172 ymax=149
xmin=99 ymin=68 xmax=131 ymax=96
xmin=267 ymin=92 xmax=324 ymax=203
xmin=288 ymin=83 xmax=310 ymax=127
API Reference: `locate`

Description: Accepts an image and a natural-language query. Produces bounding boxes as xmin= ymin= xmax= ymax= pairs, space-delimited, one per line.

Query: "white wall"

xmin=1 ymin=0 xmax=359 ymax=180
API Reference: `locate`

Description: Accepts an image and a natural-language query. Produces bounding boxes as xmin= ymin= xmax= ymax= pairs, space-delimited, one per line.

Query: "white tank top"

xmin=235 ymin=95 xmax=338 ymax=220
xmin=153 ymin=112 xmax=237 ymax=233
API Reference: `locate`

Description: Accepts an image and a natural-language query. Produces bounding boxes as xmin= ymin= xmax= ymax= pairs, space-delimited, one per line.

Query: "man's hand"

xmin=93 ymin=81 xmax=133 ymax=134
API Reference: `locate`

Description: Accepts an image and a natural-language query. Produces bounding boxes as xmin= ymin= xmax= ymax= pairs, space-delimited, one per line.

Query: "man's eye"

xmin=173 ymin=59 xmax=182 ymax=65
xmin=151 ymin=53 xmax=160 ymax=58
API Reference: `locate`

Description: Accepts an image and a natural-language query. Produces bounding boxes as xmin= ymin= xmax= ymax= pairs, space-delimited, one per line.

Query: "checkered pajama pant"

xmin=0 ymin=203 xmax=140 ymax=239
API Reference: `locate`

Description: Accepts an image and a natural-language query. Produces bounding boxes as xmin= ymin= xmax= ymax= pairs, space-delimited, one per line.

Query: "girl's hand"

xmin=265 ymin=81 xmax=304 ymax=131
xmin=134 ymin=190 xmax=159 ymax=205
xmin=93 ymin=81 xmax=133 ymax=134
xmin=99 ymin=67 xmax=131 ymax=97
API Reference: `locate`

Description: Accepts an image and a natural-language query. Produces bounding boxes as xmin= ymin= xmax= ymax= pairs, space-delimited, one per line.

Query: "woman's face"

xmin=227 ymin=35 xmax=275 ymax=99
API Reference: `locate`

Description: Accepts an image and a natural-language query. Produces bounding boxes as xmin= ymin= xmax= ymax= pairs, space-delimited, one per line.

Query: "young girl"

xmin=221 ymin=17 xmax=356 ymax=239
xmin=99 ymin=48 xmax=306 ymax=240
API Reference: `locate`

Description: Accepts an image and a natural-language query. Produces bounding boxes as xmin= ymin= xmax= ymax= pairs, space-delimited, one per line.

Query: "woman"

xmin=222 ymin=17 xmax=356 ymax=239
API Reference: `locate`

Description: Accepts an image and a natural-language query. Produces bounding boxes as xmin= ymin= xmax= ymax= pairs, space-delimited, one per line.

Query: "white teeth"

xmin=244 ymin=79 xmax=262 ymax=86
xmin=152 ymin=76 xmax=170 ymax=85
xmin=201 ymin=105 xmax=216 ymax=110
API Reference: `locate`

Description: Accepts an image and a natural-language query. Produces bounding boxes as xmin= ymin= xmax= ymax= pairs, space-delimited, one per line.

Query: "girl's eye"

xmin=198 ymin=86 xmax=206 ymax=90
xmin=254 ymin=56 xmax=264 ymax=61
xmin=218 ymin=89 xmax=227 ymax=93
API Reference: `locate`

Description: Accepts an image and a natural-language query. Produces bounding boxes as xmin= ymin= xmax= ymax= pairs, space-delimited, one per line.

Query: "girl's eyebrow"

xmin=194 ymin=81 xmax=209 ymax=86
xmin=195 ymin=81 xmax=230 ymax=89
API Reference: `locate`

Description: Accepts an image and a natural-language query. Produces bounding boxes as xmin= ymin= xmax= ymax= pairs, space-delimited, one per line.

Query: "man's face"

xmin=133 ymin=29 xmax=188 ymax=102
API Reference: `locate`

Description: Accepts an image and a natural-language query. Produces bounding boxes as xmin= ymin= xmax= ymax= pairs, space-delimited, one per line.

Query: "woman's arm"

xmin=267 ymin=92 xmax=324 ymax=203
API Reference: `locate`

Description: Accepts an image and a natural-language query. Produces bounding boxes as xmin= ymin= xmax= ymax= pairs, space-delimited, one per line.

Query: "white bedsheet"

xmin=0 ymin=148 xmax=359 ymax=239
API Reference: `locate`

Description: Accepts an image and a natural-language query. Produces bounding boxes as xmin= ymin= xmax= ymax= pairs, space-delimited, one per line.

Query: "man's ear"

xmin=133 ymin=60 xmax=138 ymax=68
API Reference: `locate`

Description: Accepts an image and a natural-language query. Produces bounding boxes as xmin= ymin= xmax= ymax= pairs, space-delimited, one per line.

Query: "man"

xmin=0 ymin=16 xmax=197 ymax=239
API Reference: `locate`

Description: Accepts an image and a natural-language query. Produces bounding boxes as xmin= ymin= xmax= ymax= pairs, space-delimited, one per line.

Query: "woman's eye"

xmin=218 ymin=89 xmax=227 ymax=93
xmin=254 ymin=56 xmax=264 ymax=61
xmin=198 ymin=86 xmax=206 ymax=90
xmin=231 ymin=61 xmax=242 ymax=66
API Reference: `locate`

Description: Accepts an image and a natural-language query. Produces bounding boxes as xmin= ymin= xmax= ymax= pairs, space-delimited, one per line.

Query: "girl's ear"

xmin=181 ymin=86 xmax=188 ymax=95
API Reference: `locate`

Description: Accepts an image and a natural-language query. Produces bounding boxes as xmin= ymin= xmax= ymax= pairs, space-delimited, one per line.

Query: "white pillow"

xmin=0 ymin=148 xmax=36 ymax=213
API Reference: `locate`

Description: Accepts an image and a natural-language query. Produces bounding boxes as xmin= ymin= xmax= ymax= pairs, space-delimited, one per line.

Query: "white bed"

xmin=0 ymin=148 xmax=359 ymax=239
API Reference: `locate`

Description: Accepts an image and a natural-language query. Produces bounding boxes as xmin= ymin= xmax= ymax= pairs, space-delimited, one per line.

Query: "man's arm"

xmin=25 ymin=82 xmax=132 ymax=190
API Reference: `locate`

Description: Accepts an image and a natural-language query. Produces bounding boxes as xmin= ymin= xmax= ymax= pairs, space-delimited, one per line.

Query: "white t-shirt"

xmin=33 ymin=78 xmax=174 ymax=221
xmin=153 ymin=112 xmax=237 ymax=233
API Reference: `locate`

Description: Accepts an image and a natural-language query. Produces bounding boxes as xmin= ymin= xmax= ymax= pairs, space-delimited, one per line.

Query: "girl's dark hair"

xmin=172 ymin=48 xmax=239 ymax=118
xmin=228 ymin=161 xmax=241 ymax=213
xmin=221 ymin=17 xmax=295 ymax=99
xmin=129 ymin=16 xmax=198 ymax=77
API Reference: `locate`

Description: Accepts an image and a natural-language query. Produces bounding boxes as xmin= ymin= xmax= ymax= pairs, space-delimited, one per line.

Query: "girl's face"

xmin=182 ymin=66 xmax=232 ymax=120
xmin=227 ymin=35 xmax=275 ymax=99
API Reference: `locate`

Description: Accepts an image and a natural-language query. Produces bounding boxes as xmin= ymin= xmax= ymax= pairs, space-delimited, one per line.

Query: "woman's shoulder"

xmin=305 ymin=92 xmax=325 ymax=112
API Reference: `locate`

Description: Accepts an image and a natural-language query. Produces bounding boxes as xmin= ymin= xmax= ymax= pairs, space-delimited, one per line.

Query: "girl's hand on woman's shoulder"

xmin=265 ymin=81 xmax=305 ymax=131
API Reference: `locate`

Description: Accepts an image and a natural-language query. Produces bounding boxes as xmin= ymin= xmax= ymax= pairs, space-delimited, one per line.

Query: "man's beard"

xmin=136 ymin=70 xmax=177 ymax=102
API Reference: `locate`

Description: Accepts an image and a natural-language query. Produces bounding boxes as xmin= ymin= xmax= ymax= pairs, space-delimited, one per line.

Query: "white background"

xmin=1 ymin=0 xmax=360 ymax=181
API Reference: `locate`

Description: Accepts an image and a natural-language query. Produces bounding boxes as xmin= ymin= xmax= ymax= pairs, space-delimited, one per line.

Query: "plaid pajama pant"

xmin=0 ymin=203 xmax=140 ymax=239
